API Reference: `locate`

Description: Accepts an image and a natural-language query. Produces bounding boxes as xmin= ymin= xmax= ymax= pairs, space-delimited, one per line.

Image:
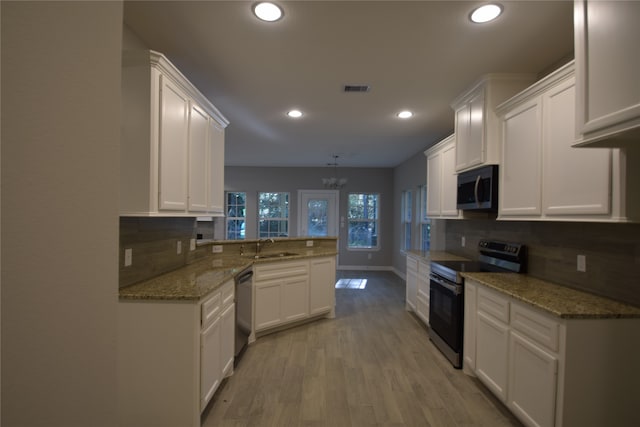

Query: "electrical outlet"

xmin=190 ymin=238 xmax=196 ymax=251
xmin=212 ymin=245 xmax=223 ymax=253
xmin=577 ymin=254 xmax=586 ymax=272
xmin=461 ymin=236 xmax=466 ymax=247
xmin=306 ymin=240 xmax=314 ymax=247
xmin=124 ymin=248 xmax=133 ymax=267
xmin=177 ymin=241 xmax=182 ymax=255
xmin=368 ymin=253 xmax=372 ymax=260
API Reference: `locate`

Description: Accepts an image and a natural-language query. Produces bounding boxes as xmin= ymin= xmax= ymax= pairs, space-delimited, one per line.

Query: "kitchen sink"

xmin=252 ymin=252 xmax=299 ymax=259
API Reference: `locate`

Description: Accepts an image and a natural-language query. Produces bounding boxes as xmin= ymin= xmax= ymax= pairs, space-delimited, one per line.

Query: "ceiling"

xmin=123 ymin=1 xmax=574 ymax=168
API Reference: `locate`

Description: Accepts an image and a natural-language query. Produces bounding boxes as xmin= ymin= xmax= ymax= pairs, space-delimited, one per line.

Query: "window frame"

xmin=257 ymin=191 xmax=290 ymax=238
xmin=225 ymin=191 xmax=246 ymax=240
xmin=418 ymin=184 xmax=431 ymax=251
xmin=401 ymin=190 xmax=412 ymax=252
xmin=347 ymin=192 xmax=381 ymax=251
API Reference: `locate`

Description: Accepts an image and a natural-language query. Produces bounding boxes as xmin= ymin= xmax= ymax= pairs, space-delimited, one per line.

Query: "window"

xmin=401 ymin=190 xmax=412 ymax=251
xmin=419 ymin=185 xmax=431 ymax=251
xmin=226 ymin=192 xmax=246 ymax=240
xmin=348 ymin=193 xmax=380 ymax=249
xmin=258 ymin=192 xmax=289 ymax=238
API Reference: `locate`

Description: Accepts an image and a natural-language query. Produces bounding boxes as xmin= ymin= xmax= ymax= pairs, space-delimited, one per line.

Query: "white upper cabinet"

xmin=121 ymin=50 xmax=229 ymax=216
xmin=425 ymin=135 xmax=460 ymax=219
xmin=451 ymin=74 xmax=535 ymax=173
xmin=158 ymin=77 xmax=189 ymax=211
xmin=573 ymin=0 xmax=640 ymax=147
xmin=498 ymin=62 xmax=639 ymax=222
xmin=187 ymin=102 xmax=210 ymax=212
xmin=207 ymin=119 xmax=225 ymax=215
xmin=500 ymin=97 xmax=542 ymax=216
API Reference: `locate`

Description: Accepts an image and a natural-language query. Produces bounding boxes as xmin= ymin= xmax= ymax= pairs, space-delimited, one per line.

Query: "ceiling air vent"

xmin=343 ymin=84 xmax=370 ymax=93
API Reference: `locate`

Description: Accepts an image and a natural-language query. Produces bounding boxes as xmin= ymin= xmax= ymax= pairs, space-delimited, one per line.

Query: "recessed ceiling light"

xmin=470 ymin=3 xmax=503 ymax=23
xmin=397 ymin=111 xmax=413 ymax=119
xmin=253 ymin=2 xmax=283 ymax=22
xmin=287 ymin=109 xmax=303 ymax=118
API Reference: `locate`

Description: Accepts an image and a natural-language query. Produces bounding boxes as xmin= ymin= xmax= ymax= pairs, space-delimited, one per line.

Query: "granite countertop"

xmin=462 ymin=272 xmax=640 ymax=319
xmin=119 ymin=249 xmax=338 ymax=302
xmin=406 ymin=250 xmax=470 ymax=262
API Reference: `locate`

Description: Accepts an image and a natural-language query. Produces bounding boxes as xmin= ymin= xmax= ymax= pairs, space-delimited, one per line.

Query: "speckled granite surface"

xmin=462 ymin=272 xmax=640 ymax=319
xmin=119 ymin=249 xmax=338 ymax=301
xmin=406 ymin=250 xmax=469 ymax=262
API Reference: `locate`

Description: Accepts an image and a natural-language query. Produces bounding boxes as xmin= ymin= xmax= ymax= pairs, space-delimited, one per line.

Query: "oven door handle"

xmin=430 ymin=274 xmax=462 ymax=295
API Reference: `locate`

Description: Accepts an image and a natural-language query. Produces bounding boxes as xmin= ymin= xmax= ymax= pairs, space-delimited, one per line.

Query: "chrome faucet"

xmin=256 ymin=238 xmax=275 ymax=257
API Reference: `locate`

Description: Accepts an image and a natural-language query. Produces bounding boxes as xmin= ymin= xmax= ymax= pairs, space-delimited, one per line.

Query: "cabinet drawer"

xmin=221 ymin=280 xmax=234 ymax=308
xmin=478 ymin=287 xmax=510 ymax=324
xmin=418 ymin=260 xmax=430 ymax=275
xmin=511 ymin=302 xmax=560 ymax=352
xmin=201 ymin=291 xmax=221 ymax=328
xmin=255 ymin=260 xmax=308 ymax=281
xmin=406 ymin=256 xmax=418 ymax=272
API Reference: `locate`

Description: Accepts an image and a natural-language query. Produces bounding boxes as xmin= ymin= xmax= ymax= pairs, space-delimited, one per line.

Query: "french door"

xmin=297 ymin=190 xmax=339 ymax=238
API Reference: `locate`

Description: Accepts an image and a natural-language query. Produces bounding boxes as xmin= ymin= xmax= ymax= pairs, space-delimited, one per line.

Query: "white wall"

xmin=1 ymin=2 xmax=122 ymax=425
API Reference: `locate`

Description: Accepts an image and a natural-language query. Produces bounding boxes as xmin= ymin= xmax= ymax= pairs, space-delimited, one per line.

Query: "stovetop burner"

xmin=430 ymin=240 xmax=526 ymax=284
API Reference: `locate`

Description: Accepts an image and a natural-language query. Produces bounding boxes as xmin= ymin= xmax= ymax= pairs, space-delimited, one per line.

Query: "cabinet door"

xmin=476 ymin=311 xmax=509 ymax=401
xmin=255 ymin=280 xmax=282 ymax=331
xmin=200 ymin=316 xmax=221 ymax=411
xmin=309 ymin=257 xmax=335 ymax=316
xmin=575 ymin=0 xmax=640 ymax=136
xmin=500 ymin=98 xmax=542 ymax=216
xmin=188 ymin=103 xmax=209 ymax=212
xmin=426 ymin=152 xmax=442 ymax=217
xmin=207 ymin=120 xmax=225 ymax=214
xmin=158 ymin=76 xmax=189 ymax=211
xmin=463 ymin=282 xmax=477 ymax=372
xmin=220 ymin=303 xmax=235 ymax=378
xmin=542 ymin=77 xmax=611 ymax=216
xmin=282 ymin=276 xmax=309 ymax=323
xmin=416 ymin=260 xmax=430 ymax=324
xmin=441 ymin=142 xmax=459 ymax=216
xmin=508 ymin=330 xmax=558 ymax=427
xmin=455 ymin=92 xmax=485 ymax=171
xmin=455 ymin=104 xmax=471 ymax=171
xmin=467 ymin=91 xmax=486 ymax=168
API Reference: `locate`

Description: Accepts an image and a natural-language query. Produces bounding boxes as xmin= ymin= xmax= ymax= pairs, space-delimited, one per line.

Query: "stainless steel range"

xmin=429 ymin=240 xmax=526 ymax=369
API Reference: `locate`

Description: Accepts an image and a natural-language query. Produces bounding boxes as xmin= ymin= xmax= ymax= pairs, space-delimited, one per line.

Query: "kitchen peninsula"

xmin=118 ymin=237 xmax=338 ymax=427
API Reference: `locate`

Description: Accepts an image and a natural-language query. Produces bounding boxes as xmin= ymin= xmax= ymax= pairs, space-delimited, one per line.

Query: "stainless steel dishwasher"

xmin=234 ymin=266 xmax=253 ymax=364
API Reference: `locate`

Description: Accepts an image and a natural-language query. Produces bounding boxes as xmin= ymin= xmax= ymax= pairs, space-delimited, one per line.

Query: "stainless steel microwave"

xmin=456 ymin=164 xmax=498 ymax=211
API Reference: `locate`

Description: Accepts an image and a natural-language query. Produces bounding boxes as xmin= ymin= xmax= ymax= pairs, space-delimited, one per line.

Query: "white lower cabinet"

xmin=476 ymin=311 xmax=509 ymax=401
xmin=118 ymin=279 xmax=235 ymax=427
xmin=415 ymin=260 xmax=430 ymax=325
xmin=405 ymin=255 xmax=418 ymax=312
xmin=220 ymin=302 xmax=235 ymax=377
xmin=464 ymin=278 xmax=640 ymax=427
xmin=406 ymin=255 xmax=431 ymax=325
xmin=462 ymin=280 xmax=477 ymax=373
xmin=254 ymin=257 xmax=335 ymax=336
xmin=309 ymin=256 xmax=336 ymax=316
xmin=508 ymin=330 xmax=558 ymax=427
xmin=200 ymin=316 xmax=221 ymax=410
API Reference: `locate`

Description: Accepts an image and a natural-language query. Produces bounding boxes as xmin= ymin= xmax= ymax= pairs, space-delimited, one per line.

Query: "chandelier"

xmin=322 ymin=155 xmax=347 ymax=189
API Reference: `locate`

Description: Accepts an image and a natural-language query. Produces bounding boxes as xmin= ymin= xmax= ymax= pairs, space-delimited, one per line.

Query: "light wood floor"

xmin=202 ymin=270 xmax=522 ymax=427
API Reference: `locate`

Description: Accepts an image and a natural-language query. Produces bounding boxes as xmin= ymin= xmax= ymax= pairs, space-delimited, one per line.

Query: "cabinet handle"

xmin=474 ymin=175 xmax=481 ymax=206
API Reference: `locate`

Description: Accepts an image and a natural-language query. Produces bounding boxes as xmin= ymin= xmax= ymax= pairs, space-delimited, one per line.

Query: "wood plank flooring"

xmin=202 ymin=270 xmax=522 ymax=427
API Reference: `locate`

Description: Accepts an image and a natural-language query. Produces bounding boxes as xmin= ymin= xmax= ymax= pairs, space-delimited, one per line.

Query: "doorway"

xmin=297 ymin=190 xmax=339 ymax=238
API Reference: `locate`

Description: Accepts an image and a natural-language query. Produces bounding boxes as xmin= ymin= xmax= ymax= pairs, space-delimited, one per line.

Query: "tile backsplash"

xmin=445 ymin=219 xmax=640 ymax=307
